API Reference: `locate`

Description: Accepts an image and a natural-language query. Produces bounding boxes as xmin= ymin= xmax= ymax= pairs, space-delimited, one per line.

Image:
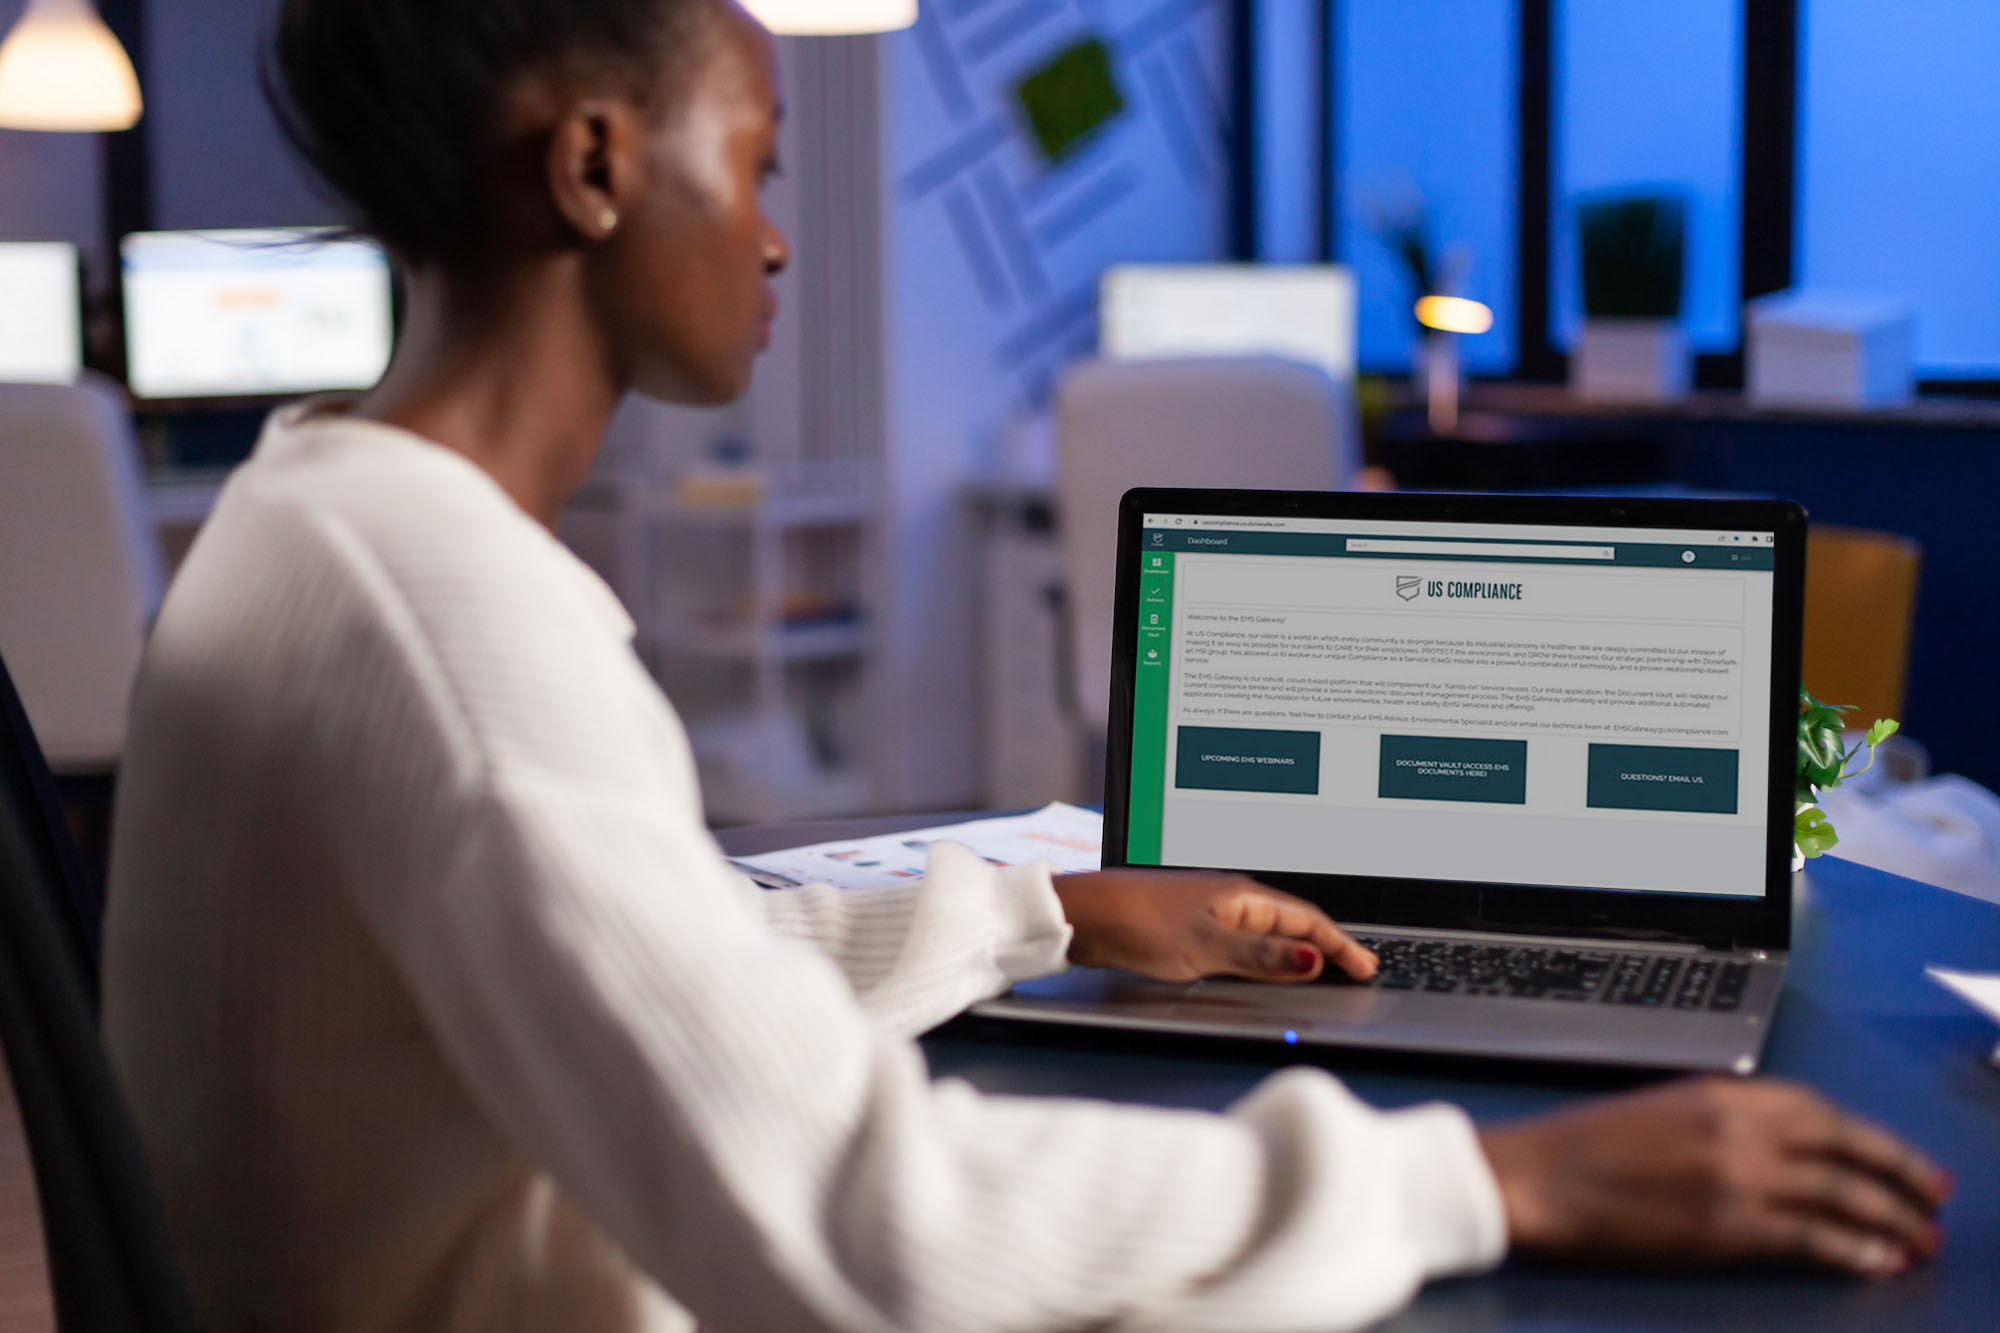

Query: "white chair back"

xmin=1053 ymin=356 xmax=1355 ymax=733
xmin=0 ymin=374 xmax=164 ymax=770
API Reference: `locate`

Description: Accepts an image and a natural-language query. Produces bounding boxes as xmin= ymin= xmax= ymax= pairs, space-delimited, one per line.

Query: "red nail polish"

xmin=1292 ymin=947 xmax=1319 ymax=973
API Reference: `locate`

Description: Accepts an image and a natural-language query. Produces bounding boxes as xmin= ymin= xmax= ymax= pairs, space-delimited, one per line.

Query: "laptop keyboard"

xmin=1342 ymin=935 xmax=1751 ymax=1012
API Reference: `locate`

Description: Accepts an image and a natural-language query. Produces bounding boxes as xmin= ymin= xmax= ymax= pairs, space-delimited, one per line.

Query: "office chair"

xmin=0 ymin=375 xmax=165 ymax=770
xmin=1803 ymin=525 xmax=1922 ymax=730
xmin=1 ymin=653 xmax=104 ymax=1007
xmin=1045 ymin=357 xmax=1354 ymax=796
xmin=0 ymin=375 xmax=167 ymax=892
xmin=0 ymin=653 xmax=202 ymax=1333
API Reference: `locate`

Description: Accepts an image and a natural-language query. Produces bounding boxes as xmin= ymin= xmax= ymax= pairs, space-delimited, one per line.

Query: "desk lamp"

xmin=0 ymin=0 xmax=142 ymax=131
xmin=1414 ymin=295 xmax=1492 ymax=436
xmin=744 ymin=0 xmax=917 ymax=34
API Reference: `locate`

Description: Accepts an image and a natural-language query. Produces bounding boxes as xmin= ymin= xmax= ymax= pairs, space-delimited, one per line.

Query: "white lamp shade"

xmin=0 ymin=0 xmax=142 ymax=131
xmin=742 ymin=0 xmax=917 ymax=35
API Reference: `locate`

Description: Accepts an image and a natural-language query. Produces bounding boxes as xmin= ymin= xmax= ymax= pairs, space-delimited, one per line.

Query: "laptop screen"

xmin=1125 ymin=511 xmax=1777 ymax=899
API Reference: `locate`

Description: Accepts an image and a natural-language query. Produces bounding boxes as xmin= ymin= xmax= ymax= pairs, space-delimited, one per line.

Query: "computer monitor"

xmin=120 ymin=228 xmax=395 ymax=402
xmin=0 ymin=241 xmax=83 ymax=385
xmin=1099 ymin=264 xmax=1358 ymax=383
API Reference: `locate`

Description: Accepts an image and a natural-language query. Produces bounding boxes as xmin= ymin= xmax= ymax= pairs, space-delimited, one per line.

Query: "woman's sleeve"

xmin=349 ymin=761 xmax=1507 ymax=1333
xmin=749 ymin=845 xmax=1072 ymax=1037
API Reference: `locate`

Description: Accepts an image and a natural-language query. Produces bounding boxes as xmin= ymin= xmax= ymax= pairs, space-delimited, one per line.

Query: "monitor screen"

xmin=121 ymin=228 xmax=394 ymax=401
xmin=0 ymin=241 xmax=82 ymax=385
xmin=1100 ymin=265 xmax=1358 ymax=383
xmin=1124 ymin=511 xmax=1778 ymax=899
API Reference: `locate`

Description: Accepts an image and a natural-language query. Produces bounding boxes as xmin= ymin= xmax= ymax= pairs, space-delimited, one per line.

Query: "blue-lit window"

xmin=1336 ymin=0 xmax=1518 ymax=374
xmin=1797 ymin=1 xmax=2000 ymax=376
xmin=1550 ymin=0 xmax=1742 ymax=353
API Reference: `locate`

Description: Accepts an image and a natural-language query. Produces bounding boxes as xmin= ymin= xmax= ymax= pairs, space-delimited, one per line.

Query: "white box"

xmin=1746 ymin=292 xmax=1914 ymax=409
xmin=1573 ymin=319 xmax=1690 ymax=403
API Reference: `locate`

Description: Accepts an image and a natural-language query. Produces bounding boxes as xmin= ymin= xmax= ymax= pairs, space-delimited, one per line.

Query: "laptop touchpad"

xmin=1176 ymin=979 xmax=1391 ymax=1028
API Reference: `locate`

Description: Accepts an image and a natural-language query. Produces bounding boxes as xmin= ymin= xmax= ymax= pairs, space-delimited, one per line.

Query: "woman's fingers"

xmin=1231 ymin=885 xmax=1377 ymax=980
xmin=1771 ymin=1087 xmax=1953 ymax=1210
xmin=1743 ymin=1203 xmax=1916 ymax=1279
xmin=1766 ymin=1158 xmax=1941 ymax=1262
xmin=1216 ymin=929 xmax=1324 ymax=983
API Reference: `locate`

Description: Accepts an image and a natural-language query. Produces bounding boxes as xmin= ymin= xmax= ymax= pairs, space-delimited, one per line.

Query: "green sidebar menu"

xmin=1127 ymin=548 xmax=1173 ymax=863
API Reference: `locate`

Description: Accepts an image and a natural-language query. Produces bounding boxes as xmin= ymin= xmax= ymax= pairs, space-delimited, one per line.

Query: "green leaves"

xmin=1795 ymin=806 xmax=1839 ymax=859
xmin=1797 ymin=690 xmax=1852 ymax=791
xmin=1579 ymin=192 xmax=1687 ymax=321
xmin=1795 ymin=688 xmax=1900 ymax=857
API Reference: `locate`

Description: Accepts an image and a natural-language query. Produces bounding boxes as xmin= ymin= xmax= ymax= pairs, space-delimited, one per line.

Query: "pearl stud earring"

xmin=598 ymin=207 xmax=619 ymax=234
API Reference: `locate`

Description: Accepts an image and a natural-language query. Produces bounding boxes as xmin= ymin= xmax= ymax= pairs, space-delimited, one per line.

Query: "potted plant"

xmin=1795 ymin=688 xmax=1900 ymax=868
xmin=1572 ymin=191 xmax=1690 ymax=402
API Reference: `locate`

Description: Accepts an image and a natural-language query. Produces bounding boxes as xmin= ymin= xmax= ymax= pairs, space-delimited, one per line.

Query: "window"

xmin=1551 ymin=0 xmax=1742 ymax=353
xmin=1296 ymin=0 xmax=1999 ymax=386
xmin=1336 ymin=0 xmax=1518 ymax=373
xmin=1796 ymin=0 xmax=2000 ymax=376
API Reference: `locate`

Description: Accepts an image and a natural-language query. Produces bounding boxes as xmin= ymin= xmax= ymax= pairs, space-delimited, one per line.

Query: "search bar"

xmin=1346 ymin=539 xmax=1616 ymax=560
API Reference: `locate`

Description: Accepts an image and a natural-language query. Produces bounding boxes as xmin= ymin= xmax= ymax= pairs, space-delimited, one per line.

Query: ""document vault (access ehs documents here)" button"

xmin=1378 ymin=735 xmax=1528 ymax=804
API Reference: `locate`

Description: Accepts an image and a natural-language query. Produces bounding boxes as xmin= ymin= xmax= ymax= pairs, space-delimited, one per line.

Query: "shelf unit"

xmin=661 ymin=619 xmax=868 ymax=663
xmin=618 ymin=460 xmax=879 ymax=826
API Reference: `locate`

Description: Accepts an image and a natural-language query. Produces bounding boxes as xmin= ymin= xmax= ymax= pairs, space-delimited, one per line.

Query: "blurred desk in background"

xmin=1378 ymin=407 xmax=1673 ymax=492
xmin=143 ymin=468 xmax=229 ymax=574
xmin=1461 ymin=382 xmax=2000 ymax=431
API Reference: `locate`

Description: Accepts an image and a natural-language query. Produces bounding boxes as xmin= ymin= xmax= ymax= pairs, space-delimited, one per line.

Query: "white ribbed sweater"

xmin=102 ymin=406 xmax=1506 ymax=1333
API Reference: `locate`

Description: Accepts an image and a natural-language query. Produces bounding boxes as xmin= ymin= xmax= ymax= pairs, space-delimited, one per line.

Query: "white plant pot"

xmin=1573 ymin=319 xmax=1690 ymax=403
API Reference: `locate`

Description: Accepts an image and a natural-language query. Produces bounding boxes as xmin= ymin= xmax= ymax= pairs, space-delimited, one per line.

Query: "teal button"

xmin=1587 ymin=745 xmax=1739 ymax=814
xmin=1176 ymin=726 xmax=1320 ymax=795
xmin=1378 ymin=735 xmax=1528 ymax=805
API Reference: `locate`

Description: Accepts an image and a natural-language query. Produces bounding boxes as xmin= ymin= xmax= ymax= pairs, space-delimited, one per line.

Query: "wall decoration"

xmin=892 ymin=0 xmax=1230 ymax=411
xmin=1015 ymin=37 xmax=1126 ymax=164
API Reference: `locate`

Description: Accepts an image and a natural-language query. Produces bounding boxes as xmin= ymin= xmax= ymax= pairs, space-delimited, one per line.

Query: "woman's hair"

xmin=266 ymin=0 xmax=710 ymax=266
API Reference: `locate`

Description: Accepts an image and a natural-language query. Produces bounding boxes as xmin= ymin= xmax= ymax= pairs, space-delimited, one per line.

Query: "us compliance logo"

xmin=1395 ymin=574 xmax=1423 ymax=602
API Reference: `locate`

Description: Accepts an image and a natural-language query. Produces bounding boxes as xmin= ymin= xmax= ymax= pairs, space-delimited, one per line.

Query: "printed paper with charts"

xmin=731 ymin=803 xmax=1103 ymax=891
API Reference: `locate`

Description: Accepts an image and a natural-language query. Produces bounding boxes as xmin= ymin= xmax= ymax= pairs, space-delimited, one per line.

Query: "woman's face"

xmin=595 ymin=4 xmax=788 ymax=406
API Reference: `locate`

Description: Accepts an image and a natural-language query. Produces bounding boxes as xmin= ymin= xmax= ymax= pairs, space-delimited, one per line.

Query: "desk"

xmin=143 ymin=467 xmax=230 ymax=574
xmin=719 ymin=815 xmax=2000 ymax=1331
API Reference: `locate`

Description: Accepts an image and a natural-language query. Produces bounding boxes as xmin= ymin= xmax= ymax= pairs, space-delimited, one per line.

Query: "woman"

xmin=101 ymin=1 xmax=1949 ymax=1329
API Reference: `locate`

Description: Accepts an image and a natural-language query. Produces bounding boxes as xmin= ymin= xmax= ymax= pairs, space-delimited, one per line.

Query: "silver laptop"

xmin=973 ymin=488 xmax=1807 ymax=1074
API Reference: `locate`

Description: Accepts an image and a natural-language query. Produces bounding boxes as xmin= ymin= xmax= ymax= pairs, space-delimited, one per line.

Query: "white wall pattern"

xmin=877 ymin=0 xmax=1233 ymax=806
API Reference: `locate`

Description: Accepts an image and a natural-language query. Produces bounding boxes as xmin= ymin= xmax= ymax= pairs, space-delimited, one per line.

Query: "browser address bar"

xmin=1346 ymin=539 xmax=1616 ymax=560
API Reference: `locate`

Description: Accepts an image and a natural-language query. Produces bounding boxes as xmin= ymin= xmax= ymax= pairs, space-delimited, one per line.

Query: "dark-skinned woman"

xmin=101 ymin=2 xmax=1950 ymax=1330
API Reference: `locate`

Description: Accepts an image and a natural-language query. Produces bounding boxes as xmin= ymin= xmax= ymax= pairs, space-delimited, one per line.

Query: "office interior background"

xmin=2 ymin=0 xmax=1997 ymax=845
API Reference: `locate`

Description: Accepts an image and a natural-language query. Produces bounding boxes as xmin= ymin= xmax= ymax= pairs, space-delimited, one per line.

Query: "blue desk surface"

xmin=717 ymin=819 xmax=2000 ymax=1330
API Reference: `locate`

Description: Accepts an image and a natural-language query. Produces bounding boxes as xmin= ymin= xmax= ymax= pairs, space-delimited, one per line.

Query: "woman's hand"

xmin=1480 ymin=1077 xmax=1952 ymax=1278
xmin=1051 ymin=870 xmax=1377 ymax=984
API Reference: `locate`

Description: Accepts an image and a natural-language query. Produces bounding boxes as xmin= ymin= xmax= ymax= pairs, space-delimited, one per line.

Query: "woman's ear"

xmin=546 ymin=98 xmax=645 ymax=243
